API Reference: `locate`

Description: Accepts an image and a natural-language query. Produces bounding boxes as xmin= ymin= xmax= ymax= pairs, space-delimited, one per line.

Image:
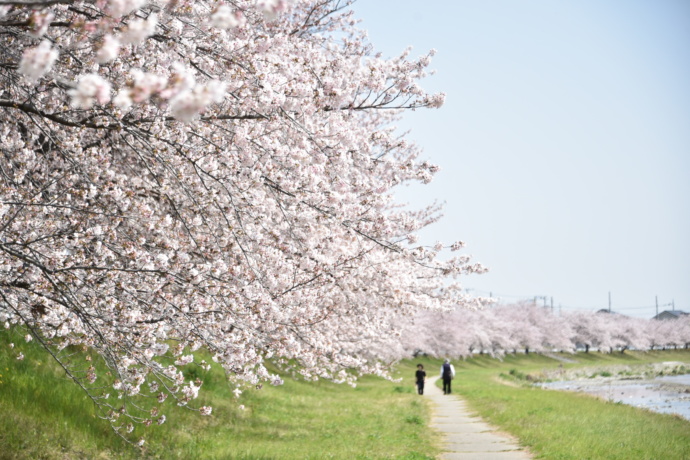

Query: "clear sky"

xmin=352 ymin=0 xmax=690 ymax=318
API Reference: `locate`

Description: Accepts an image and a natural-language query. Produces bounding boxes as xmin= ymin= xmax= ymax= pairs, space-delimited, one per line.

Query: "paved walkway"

xmin=425 ymin=376 xmax=532 ymax=460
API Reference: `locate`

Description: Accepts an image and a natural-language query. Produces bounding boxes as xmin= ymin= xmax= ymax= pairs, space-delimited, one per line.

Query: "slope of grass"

xmin=0 ymin=329 xmax=438 ymax=460
xmin=423 ymin=350 xmax=690 ymax=460
xmin=3 ymin=325 xmax=690 ymax=460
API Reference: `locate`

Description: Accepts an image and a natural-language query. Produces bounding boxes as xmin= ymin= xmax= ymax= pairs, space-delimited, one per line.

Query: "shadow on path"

xmin=425 ymin=376 xmax=532 ymax=460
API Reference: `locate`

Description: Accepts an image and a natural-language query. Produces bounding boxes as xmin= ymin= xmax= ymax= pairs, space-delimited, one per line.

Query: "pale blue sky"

xmin=353 ymin=0 xmax=690 ymax=318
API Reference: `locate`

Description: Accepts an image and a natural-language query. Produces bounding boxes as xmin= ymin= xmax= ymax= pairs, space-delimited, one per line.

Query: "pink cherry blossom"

xmin=169 ymin=80 xmax=227 ymax=121
xmin=450 ymin=241 xmax=466 ymax=251
xmin=28 ymin=11 xmax=54 ymax=38
xmin=258 ymin=0 xmax=287 ymax=20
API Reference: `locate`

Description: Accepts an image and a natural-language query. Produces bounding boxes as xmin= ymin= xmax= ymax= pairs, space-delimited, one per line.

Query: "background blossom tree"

xmin=397 ymin=302 xmax=689 ymax=359
xmin=0 ymin=0 xmax=485 ymax=440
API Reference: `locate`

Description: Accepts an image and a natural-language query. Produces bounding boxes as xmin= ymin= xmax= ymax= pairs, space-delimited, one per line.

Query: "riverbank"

xmin=537 ymin=362 xmax=690 ymax=420
xmin=431 ymin=350 xmax=690 ymax=460
xmin=539 ymin=359 xmax=689 ymax=381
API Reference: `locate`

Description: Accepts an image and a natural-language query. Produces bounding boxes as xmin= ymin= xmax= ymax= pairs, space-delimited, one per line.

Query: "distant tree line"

xmin=393 ymin=302 xmax=690 ymax=359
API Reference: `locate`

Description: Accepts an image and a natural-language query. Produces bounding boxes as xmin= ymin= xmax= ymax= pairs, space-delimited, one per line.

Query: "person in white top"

xmin=440 ymin=359 xmax=456 ymax=394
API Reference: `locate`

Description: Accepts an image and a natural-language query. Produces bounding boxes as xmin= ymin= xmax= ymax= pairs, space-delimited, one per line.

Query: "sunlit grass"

xmin=0 ymin=329 xmax=438 ymax=459
xmin=3 ymin=326 xmax=689 ymax=460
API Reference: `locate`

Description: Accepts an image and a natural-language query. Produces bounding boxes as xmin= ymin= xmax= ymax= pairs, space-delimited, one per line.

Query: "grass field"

xmin=0 ymin=329 xmax=438 ymax=460
xmin=2 ymin=326 xmax=690 ymax=459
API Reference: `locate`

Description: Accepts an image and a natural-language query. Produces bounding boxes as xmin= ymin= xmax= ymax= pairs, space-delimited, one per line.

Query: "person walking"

xmin=415 ymin=364 xmax=426 ymax=395
xmin=440 ymin=359 xmax=455 ymax=394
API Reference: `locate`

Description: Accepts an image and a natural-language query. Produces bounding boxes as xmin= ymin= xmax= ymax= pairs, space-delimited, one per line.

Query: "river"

xmin=538 ymin=374 xmax=690 ymax=420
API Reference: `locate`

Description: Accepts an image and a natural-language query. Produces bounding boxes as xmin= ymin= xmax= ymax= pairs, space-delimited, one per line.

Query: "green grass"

xmin=3 ymin=327 xmax=690 ymax=460
xmin=0 ymin=329 xmax=438 ymax=459
xmin=424 ymin=350 xmax=690 ymax=460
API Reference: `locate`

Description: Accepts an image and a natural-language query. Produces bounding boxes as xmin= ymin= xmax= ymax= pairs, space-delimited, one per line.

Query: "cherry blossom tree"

xmin=678 ymin=315 xmax=690 ymax=349
xmin=647 ymin=318 xmax=676 ymax=350
xmin=576 ymin=311 xmax=651 ymax=353
xmin=460 ymin=308 xmax=498 ymax=356
xmin=678 ymin=316 xmax=690 ymax=349
xmin=567 ymin=310 xmax=605 ymax=352
xmin=610 ymin=314 xmax=651 ymax=352
xmin=397 ymin=302 xmax=570 ymax=358
xmin=648 ymin=315 xmax=690 ymax=350
xmin=399 ymin=302 xmax=685 ymax=358
xmin=0 ymin=0 xmax=485 ymax=441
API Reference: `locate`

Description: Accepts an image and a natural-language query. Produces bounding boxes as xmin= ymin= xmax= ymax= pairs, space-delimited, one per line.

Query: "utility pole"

xmin=672 ymin=299 xmax=675 ymax=311
xmin=656 ymin=296 xmax=658 ymax=317
xmin=608 ymin=291 xmax=611 ymax=312
xmin=551 ymin=296 xmax=554 ymax=314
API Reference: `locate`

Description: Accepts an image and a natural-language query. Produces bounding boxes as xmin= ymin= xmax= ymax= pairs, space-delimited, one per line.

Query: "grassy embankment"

xmin=422 ymin=349 xmax=690 ymax=460
xmin=0 ymin=329 xmax=437 ymax=460
xmin=3 ymin=324 xmax=690 ymax=460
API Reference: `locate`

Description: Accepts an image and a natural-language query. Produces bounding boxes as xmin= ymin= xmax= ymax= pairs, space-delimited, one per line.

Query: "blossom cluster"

xmin=18 ymin=40 xmax=58 ymax=84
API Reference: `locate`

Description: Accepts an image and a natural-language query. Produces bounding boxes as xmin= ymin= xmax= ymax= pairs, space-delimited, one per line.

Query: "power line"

xmin=464 ymin=289 xmax=681 ymax=312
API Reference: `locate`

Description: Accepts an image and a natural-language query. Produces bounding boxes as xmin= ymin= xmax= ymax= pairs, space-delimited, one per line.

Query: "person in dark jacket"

xmin=440 ymin=359 xmax=455 ymax=394
xmin=415 ymin=364 xmax=426 ymax=395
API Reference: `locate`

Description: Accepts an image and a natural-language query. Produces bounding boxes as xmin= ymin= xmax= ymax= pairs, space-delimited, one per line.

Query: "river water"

xmin=538 ymin=374 xmax=690 ymax=420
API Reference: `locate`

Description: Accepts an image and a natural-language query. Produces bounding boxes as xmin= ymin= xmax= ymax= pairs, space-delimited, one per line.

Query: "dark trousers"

xmin=416 ymin=380 xmax=424 ymax=395
xmin=442 ymin=376 xmax=452 ymax=394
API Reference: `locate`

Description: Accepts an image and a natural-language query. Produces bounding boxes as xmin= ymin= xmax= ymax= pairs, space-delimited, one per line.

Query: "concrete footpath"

xmin=425 ymin=376 xmax=532 ymax=460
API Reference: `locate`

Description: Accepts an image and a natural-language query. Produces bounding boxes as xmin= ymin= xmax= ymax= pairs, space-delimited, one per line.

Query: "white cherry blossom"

xmin=96 ymin=35 xmax=121 ymax=64
xmin=211 ymin=4 xmax=245 ymax=29
xmin=18 ymin=40 xmax=58 ymax=84
xmin=121 ymin=14 xmax=158 ymax=45
xmin=108 ymin=0 xmax=148 ymax=18
xmin=28 ymin=11 xmax=54 ymax=38
xmin=68 ymin=74 xmax=112 ymax=109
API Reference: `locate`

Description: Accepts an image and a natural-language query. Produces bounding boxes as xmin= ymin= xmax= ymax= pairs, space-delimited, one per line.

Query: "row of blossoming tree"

xmin=395 ymin=302 xmax=690 ymax=360
xmin=0 ymin=0 xmax=487 ymax=443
